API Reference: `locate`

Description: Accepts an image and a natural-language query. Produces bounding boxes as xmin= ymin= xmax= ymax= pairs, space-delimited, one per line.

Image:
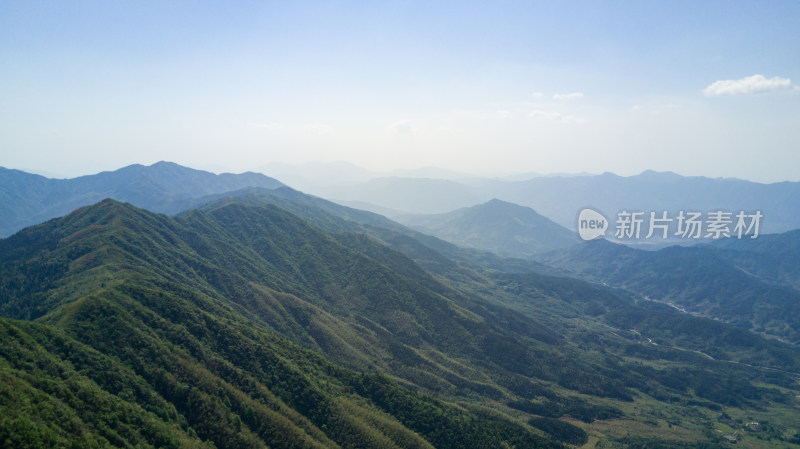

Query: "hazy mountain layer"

xmin=0 ymin=161 xmax=283 ymax=237
xmin=397 ymin=199 xmax=577 ymax=257
xmin=315 ymin=169 xmax=800 ymax=233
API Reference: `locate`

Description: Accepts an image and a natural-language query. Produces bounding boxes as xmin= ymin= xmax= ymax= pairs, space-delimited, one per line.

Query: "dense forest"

xmin=1 ymin=197 xmax=799 ymax=448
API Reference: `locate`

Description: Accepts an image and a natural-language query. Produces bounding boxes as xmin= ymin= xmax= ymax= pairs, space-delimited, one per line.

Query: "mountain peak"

xmin=397 ymin=199 xmax=576 ymax=257
xmin=151 ymin=160 xmax=180 ymax=168
xmin=477 ymin=198 xmax=550 ymax=218
xmin=63 ymin=198 xmax=152 ymax=229
xmin=635 ymin=169 xmax=681 ymax=179
xmin=484 ymin=198 xmax=513 ymax=206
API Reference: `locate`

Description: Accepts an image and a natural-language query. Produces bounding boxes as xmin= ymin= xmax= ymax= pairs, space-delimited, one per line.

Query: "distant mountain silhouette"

xmin=314 ymin=170 xmax=800 ymax=234
xmin=325 ymin=177 xmax=488 ymax=214
xmin=398 ymin=199 xmax=577 ymax=257
xmin=0 ymin=161 xmax=283 ymax=236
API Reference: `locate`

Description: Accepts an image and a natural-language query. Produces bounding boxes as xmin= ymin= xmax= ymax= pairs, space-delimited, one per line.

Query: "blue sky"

xmin=1 ymin=1 xmax=798 ymax=181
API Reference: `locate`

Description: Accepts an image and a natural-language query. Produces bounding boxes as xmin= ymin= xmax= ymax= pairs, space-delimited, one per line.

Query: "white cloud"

xmin=529 ymin=109 xmax=585 ymax=124
xmin=529 ymin=109 xmax=560 ymax=120
xmin=703 ymin=74 xmax=798 ymax=96
xmin=388 ymin=119 xmax=414 ymax=134
xmin=495 ymin=110 xmax=512 ymax=119
xmin=553 ymin=92 xmax=584 ymax=100
xmin=531 ymin=91 xmax=544 ymax=98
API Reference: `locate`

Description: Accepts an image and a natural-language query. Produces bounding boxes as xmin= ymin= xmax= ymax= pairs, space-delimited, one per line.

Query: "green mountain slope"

xmin=0 ymin=200 xmax=562 ymax=449
xmin=535 ymin=238 xmax=800 ymax=344
xmin=710 ymin=229 xmax=800 ymax=291
xmin=191 ymin=187 xmax=561 ymax=278
xmin=2 ymin=199 xmax=800 ymax=448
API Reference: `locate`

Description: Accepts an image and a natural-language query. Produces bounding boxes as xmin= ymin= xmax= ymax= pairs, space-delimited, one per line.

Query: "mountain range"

xmin=1 ymin=198 xmax=570 ymax=449
xmin=2 ymin=162 xmax=800 ymax=448
xmin=0 ymin=161 xmax=283 ymax=237
xmin=290 ymin=164 xmax=800 ymax=234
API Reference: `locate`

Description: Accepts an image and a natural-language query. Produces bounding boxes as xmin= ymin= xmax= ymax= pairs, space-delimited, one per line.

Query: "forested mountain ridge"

xmin=2 ymin=198 xmax=800 ymax=448
xmin=0 ymin=199 xmax=563 ymax=449
xmin=710 ymin=229 xmax=800 ymax=291
xmin=535 ymin=238 xmax=800 ymax=344
xmin=186 ymin=186 xmax=562 ymax=277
